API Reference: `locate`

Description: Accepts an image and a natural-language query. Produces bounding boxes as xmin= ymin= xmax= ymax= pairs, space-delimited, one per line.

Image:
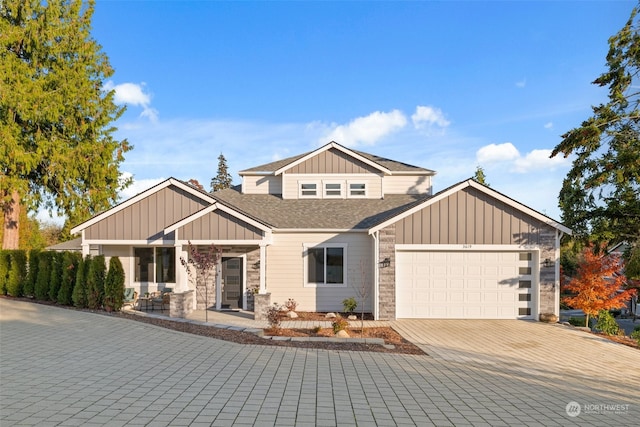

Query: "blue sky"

xmin=80 ymin=0 xmax=634 ymax=223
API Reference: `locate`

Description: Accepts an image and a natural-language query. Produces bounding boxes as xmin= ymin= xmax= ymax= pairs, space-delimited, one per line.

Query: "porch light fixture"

xmin=379 ymin=257 xmax=391 ymax=268
xmin=543 ymin=258 xmax=553 ymax=268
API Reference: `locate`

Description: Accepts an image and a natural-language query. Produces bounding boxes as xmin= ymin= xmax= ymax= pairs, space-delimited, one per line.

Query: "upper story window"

xmin=299 ymin=182 xmax=318 ymax=198
xmin=324 ymin=182 xmax=343 ymax=198
xmin=348 ymin=182 xmax=367 ymax=197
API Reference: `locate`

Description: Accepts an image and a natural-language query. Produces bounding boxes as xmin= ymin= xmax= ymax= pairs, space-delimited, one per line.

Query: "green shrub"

xmin=631 ymin=326 xmax=640 ymax=346
xmin=72 ymin=256 xmax=90 ymax=308
xmin=48 ymin=252 xmax=64 ymax=302
xmin=86 ymin=255 xmax=106 ymax=310
xmin=342 ymin=297 xmax=357 ymax=313
xmin=0 ymin=250 xmax=10 ymax=295
xmin=34 ymin=252 xmax=53 ymax=300
xmin=23 ymin=250 xmax=40 ymax=297
xmin=568 ymin=316 xmax=587 ymax=327
xmin=595 ymin=310 xmax=620 ymax=336
xmin=58 ymin=252 xmax=81 ymax=306
xmin=332 ymin=316 xmax=349 ymax=334
xmin=7 ymin=250 xmax=27 ymax=297
xmin=104 ymin=257 xmax=125 ymax=311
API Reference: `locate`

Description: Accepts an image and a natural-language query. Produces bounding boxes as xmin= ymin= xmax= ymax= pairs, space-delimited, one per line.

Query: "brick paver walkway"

xmin=1 ymin=299 xmax=638 ymax=426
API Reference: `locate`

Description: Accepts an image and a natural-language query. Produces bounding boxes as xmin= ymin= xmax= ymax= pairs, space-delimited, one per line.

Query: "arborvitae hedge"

xmin=72 ymin=255 xmax=90 ymax=308
xmin=48 ymin=252 xmax=64 ymax=301
xmin=35 ymin=252 xmax=53 ymax=300
xmin=58 ymin=252 xmax=81 ymax=306
xmin=23 ymin=249 xmax=40 ymax=297
xmin=104 ymin=257 xmax=125 ymax=311
xmin=0 ymin=251 xmax=9 ymax=295
xmin=86 ymin=255 xmax=106 ymax=310
xmin=7 ymin=250 xmax=27 ymax=297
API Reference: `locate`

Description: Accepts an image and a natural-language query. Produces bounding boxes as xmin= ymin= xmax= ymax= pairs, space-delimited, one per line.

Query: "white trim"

xmin=303 ymin=243 xmax=348 ymax=288
xmin=83 ymin=239 xmax=175 ymax=245
xmin=274 ymin=142 xmax=392 ymax=176
xmin=164 ymin=202 xmax=271 ymax=234
xmin=175 ymin=239 xmax=265 ymax=246
xmin=259 ymin=244 xmax=267 ymax=293
xmin=322 ymin=180 xmax=344 ymax=198
xmin=369 ymin=179 xmax=572 ymax=235
xmin=298 ymin=180 xmax=320 ymax=198
xmin=70 ymin=178 xmax=215 ymax=234
xmin=395 ymin=244 xmax=541 ymax=251
xmin=390 ymin=170 xmax=436 ymax=176
xmin=372 ymin=231 xmax=379 ymax=320
xmin=347 ymin=181 xmax=367 ymax=198
xmin=273 ymin=228 xmax=368 ymax=233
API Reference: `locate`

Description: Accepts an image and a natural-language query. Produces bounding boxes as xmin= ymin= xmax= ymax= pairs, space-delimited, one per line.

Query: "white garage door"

xmin=396 ymin=251 xmax=535 ymax=319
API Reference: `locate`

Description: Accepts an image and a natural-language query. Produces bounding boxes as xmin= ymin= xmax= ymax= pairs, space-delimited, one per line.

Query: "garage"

xmin=396 ymin=250 xmax=536 ymax=319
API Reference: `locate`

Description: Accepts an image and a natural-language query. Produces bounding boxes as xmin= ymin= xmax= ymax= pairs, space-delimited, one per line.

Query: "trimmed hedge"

xmin=72 ymin=255 xmax=90 ymax=308
xmin=86 ymin=255 xmax=106 ymax=310
xmin=48 ymin=252 xmax=64 ymax=301
xmin=23 ymin=249 xmax=40 ymax=297
xmin=7 ymin=250 xmax=27 ymax=297
xmin=0 ymin=251 xmax=10 ymax=295
xmin=35 ymin=252 xmax=53 ymax=301
xmin=58 ymin=252 xmax=81 ymax=306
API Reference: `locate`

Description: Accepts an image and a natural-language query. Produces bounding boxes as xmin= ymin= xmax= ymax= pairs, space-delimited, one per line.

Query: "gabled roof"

xmin=212 ymin=187 xmax=429 ymax=230
xmin=164 ymin=201 xmax=272 ymax=234
xmin=368 ymin=179 xmax=572 ymax=235
xmin=239 ymin=141 xmax=433 ymax=176
xmin=70 ymin=178 xmax=216 ymax=235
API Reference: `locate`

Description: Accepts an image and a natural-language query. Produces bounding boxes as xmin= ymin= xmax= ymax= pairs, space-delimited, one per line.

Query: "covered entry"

xmin=396 ymin=250 xmax=536 ymax=319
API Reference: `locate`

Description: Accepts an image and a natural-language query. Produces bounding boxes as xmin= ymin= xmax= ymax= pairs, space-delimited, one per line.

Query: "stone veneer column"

xmin=169 ymin=290 xmax=194 ymax=318
xmin=378 ymin=224 xmax=396 ymax=320
xmin=245 ymin=248 xmax=261 ymax=312
xmin=538 ymin=226 xmax=557 ymax=317
xmin=253 ymin=293 xmax=271 ymax=321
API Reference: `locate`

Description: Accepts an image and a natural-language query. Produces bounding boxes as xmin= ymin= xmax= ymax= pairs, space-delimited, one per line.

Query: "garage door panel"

xmin=396 ymin=250 xmax=535 ymax=319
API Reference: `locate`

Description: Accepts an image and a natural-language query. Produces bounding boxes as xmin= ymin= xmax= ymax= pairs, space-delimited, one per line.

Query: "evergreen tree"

xmin=1 ymin=0 xmax=132 ymax=249
xmin=473 ymin=166 xmax=490 ymax=186
xmin=6 ymin=250 xmax=27 ymax=297
xmin=86 ymin=255 xmax=106 ymax=309
xmin=551 ymin=5 xmax=640 ymax=263
xmin=210 ymin=154 xmax=233 ymax=192
xmin=48 ymin=251 xmax=64 ymax=301
xmin=58 ymin=251 xmax=80 ymax=305
xmin=72 ymin=255 xmax=90 ymax=308
xmin=104 ymin=256 xmax=125 ymax=311
xmin=23 ymin=249 xmax=40 ymax=297
xmin=0 ymin=251 xmax=9 ymax=295
xmin=34 ymin=252 xmax=53 ymax=300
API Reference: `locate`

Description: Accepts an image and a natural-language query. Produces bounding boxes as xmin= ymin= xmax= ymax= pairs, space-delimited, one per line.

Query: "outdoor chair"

xmin=123 ymin=288 xmax=138 ymax=310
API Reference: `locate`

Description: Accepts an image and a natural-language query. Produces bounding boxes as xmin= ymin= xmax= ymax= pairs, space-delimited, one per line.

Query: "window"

xmin=348 ymin=183 xmax=366 ymax=197
xmin=305 ymin=244 xmax=346 ymax=286
xmin=519 ymin=267 xmax=532 ymax=275
xmin=324 ymin=182 xmax=343 ymax=198
xmin=134 ymin=247 xmax=176 ymax=283
xmin=519 ymin=294 xmax=531 ymax=302
xmin=156 ymin=247 xmax=176 ymax=283
xmin=518 ymin=280 xmax=532 ymax=289
xmin=519 ymin=252 xmax=532 ymax=261
xmin=519 ymin=308 xmax=531 ymax=316
xmin=299 ymin=182 xmax=318 ymax=198
xmin=134 ymin=248 xmax=153 ymax=282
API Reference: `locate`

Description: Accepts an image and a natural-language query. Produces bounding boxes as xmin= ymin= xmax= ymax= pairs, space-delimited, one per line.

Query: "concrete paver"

xmin=1 ymin=299 xmax=638 ymax=426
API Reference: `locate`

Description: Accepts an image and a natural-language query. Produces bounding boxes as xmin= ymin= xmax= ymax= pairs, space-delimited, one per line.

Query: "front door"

xmin=221 ymin=257 xmax=243 ymax=309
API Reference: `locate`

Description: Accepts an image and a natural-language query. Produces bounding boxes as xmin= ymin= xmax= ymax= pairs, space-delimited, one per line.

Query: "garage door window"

xmin=304 ymin=244 xmax=346 ymax=287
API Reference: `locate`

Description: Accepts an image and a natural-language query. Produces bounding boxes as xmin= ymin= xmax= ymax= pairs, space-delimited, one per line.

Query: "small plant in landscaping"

xmin=332 ymin=316 xmax=349 ymax=334
xmin=284 ymin=298 xmax=298 ymax=312
xmin=631 ymin=326 xmax=640 ymax=346
xmin=265 ymin=303 xmax=282 ymax=330
xmin=568 ymin=316 xmax=587 ymax=327
xmin=312 ymin=326 xmax=322 ymax=334
xmin=595 ymin=310 xmax=620 ymax=336
xmin=342 ymin=297 xmax=357 ymax=314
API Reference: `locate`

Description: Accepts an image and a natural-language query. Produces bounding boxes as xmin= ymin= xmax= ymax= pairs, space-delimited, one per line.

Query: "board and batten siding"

xmin=242 ymin=175 xmax=282 ymax=195
xmin=178 ymin=209 xmax=263 ymax=241
xmin=265 ymin=232 xmax=374 ymax=312
xmin=286 ymin=147 xmax=381 ymax=174
xmin=282 ymin=174 xmax=383 ymax=199
xmin=383 ymin=175 xmax=432 ymax=195
xmin=395 ymin=187 xmax=548 ymax=245
xmin=85 ymin=186 xmax=209 ymax=240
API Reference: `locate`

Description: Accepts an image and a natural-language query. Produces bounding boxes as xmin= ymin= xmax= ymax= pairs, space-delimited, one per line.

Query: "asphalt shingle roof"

xmin=212 ymin=188 xmax=430 ymax=230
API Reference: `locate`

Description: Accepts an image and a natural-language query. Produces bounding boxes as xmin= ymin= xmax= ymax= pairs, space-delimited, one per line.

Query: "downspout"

xmin=372 ymin=231 xmax=380 ymax=320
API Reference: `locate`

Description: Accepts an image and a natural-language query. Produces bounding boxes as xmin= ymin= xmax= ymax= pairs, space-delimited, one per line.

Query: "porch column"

xmin=81 ymin=231 xmax=90 ymax=257
xmin=259 ymin=243 xmax=266 ymax=293
xmin=174 ymin=230 xmax=184 ymax=292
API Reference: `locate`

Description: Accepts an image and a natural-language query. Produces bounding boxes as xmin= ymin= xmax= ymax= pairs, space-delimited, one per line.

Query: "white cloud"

xmin=544 ymin=122 xmax=553 ymax=129
xmin=411 ymin=105 xmax=450 ymax=129
xmin=476 ymin=142 xmax=520 ymax=163
xmin=513 ymin=149 xmax=568 ymax=173
xmin=321 ymin=110 xmax=407 ymax=146
xmin=118 ymin=173 xmax=165 ymax=201
xmin=516 ymin=78 xmax=526 ymax=88
xmin=105 ymin=81 xmax=158 ymax=122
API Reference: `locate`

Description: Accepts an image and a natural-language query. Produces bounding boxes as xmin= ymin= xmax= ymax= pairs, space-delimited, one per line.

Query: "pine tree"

xmin=1 ymin=0 xmax=132 ymax=249
xmin=72 ymin=255 xmax=89 ymax=308
xmin=104 ymin=256 xmax=125 ymax=311
xmin=57 ymin=251 xmax=80 ymax=305
xmin=210 ymin=154 xmax=233 ymax=192
xmin=86 ymin=255 xmax=106 ymax=309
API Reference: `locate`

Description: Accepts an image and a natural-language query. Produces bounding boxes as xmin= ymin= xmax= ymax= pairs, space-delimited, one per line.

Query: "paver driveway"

xmin=1 ymin=299 xmax=638 ymax=426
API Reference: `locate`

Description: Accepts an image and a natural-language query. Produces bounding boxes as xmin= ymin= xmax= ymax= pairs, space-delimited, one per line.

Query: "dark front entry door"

xmin=221 ymin=257 xmax=243 ymax=309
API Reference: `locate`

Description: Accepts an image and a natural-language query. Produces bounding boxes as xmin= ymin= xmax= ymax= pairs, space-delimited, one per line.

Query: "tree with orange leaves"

xmin=563 ymin=244 xmax=637 ymax=327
